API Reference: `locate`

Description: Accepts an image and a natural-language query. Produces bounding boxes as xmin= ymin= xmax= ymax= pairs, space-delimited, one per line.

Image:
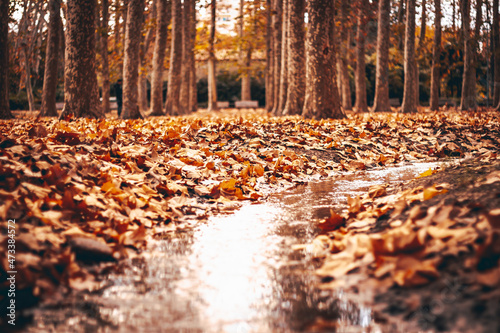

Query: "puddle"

xmin=25 ymin=162 xmax=445 ymax=332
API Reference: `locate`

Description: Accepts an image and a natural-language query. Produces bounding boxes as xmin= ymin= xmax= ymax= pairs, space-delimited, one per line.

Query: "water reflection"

xmin=25 ymin=162 xmax=445 ymax=332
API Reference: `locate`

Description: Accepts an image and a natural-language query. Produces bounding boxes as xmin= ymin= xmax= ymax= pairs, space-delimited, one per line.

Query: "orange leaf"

xmin=318 ymin=210 xmax=345 ymax=231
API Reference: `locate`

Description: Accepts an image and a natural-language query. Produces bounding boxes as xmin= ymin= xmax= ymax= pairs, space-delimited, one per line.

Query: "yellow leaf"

xmin=417 ymin=168 xmax=437 ymax=179
xmin=423 ymin=185 xmax=448 ymax=201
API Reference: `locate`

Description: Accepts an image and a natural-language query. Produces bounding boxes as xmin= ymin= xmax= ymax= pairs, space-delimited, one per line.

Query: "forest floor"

xmin=0 ymin=108 xmax=499 ymax=331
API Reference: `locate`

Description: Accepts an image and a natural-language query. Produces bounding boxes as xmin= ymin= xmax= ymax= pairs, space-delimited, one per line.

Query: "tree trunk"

xmin=164 ymin=0 xmax=183 ymax=114
xmin=372 ymin=0 xmax=391 ymax=111
xmin=0 ymin=0 xmax=12 ymax=119
xmin=61 ymin=0 xmax=102 ymax=119
xmin=40 ymin=0 xmax=61 ymax=117
xmin=138 ymin=0 xmax=156 ymax=112
xmin=282 ymin=0 xmax=305 ymax=115
xmin=265 ymin=0 xmax=273 ymax=112
xmin=430 ymin=0 xmax=441 ymax=111
xmin=121 ymin=0 xmax=144 ymax=119
xmin=401 ymin=0 xmax=417 ymax=113
xmin=302 ymin=0 xmax=344 ymax=119
xmin=180 ymin=0 xmax=192 ymax=110
xmin=239 ymin=0 xmax=252 ymax=101
xmin=189 ymin=0 xmax=197 ymax=111
xmin=22 ymin=45 xmax=35 ymax=112
xmin=493 ymin=0 xmax=500 ymax=107
xmin=398 ymin=0 xmax=406 ymax=51
xmin=272 ymin=0 xmax=282 ymax=114
xmin=275 ymin=0 xmax=289 ymax=114
xmin=207 ymin=0 xmax=218 ymax=112
xmin=470 ymin=0 xmax=481 ymax=107
xmin=150 ymin=0 xmax=170 ymax=116
xmin=99 ymin=0 xmax=111 ymax=115
xmin=114 ymin=0 xmax=121 ymax=49
xmin=354 ymin=0 xmax=367 ymax=113
xmin=460 ymin=0 xmax=476 ymax=110
xmin=419 ymin=0 xmax=427 ymax=49
xmin=339 ymin=0 xmax=352 ymax=111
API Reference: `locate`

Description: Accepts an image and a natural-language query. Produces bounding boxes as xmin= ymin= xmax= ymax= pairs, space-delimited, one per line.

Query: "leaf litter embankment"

xmin=0 ymin=110 xmax=499 ymax=326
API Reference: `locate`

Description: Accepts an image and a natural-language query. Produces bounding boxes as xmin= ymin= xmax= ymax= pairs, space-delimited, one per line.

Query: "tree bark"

xmin=272 ymin=0 xmax=282 ymax=114
xmin=121 ymin=0 xmax=144 ymax=119
xmin=150 ymin=0 xmax=170 ymax=116
xmin=339 ymin=0 xmax=352 ymax=111
xmin=164 ymin=0 xmax=183 ymax=114
xmin=430 ymin=0 xmax=441 ymax=111
xmin=99 ymin=0 xmax=111 ymax=115
xmin=372 ymin=0 xmax=391 ymax=111
xmin=189 ymin=0 xmax=197 ymax=111
xmin=180 ymin=0 xmax=193 ymax=110
xmin=40 ymin=0 xmax=61 ymax=117
xmin=138 ymin=0 xmax=156 ymax=112
xmin=302 ymin=0 xmax=344 ymax=119
xmin=354 ymin=0 xmax=367 ymax=113
xmin=0 ymin=0 xmax=13 ymax=119
xmin=61 ymin=0 xmax=102 ymax=119
xmin=459 ymin=0 xmax=476 ymax=110
xmin=275 ymin=0 xmax=289 ymax=114
xmin=265 ymin=0 xmax=273 ymax=111
xmin=401 ymin=0 xmax=417 ymax=113
xmin=207 ymin=0 xmax=218 ymax=112
xmin=282 ymin=0 xmax=305 ymax=115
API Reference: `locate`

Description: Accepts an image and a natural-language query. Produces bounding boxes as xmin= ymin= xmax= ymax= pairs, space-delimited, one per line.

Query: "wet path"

xmin=26 ymin=162 xmax=443 ymax=333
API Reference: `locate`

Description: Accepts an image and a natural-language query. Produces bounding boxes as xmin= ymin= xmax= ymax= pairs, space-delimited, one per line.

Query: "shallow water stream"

xmin=26 ymin=162 xmax=443 ymax=333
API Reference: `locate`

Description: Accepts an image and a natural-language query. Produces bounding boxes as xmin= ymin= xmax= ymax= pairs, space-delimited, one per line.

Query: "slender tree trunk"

xmin=265 ymin=0 xmax=273 ymax=111
xmin=339 ymin=0 xmax=352 ymax=111
xmin=164 ymin=0 xmax=183 ymax=114
xmin=114 ymin=0 xmax=121 ymax=48
xmin=189 ymin=0 xmax=197 ymax=111
xmin=120 ymin=0 xmax=129 ymax=77
xmin=272 ymin=0 xmax=282 ymax=114
xmin=207 ymin=0 xmax=218 ymax=111
xmin=138 ymin=0 xmax=156 ymax=112
xmin=180 ymin=0 xmax=192 ymax=110
xmin=430 ymin=0 xmax=442 ymax=111
xmin=239 ymin=0 xmax=252 ymax=101
xmin=493 ymin=0 xmax=500 ymax=106
xmin=0 ymin=0 xmax=13 ymax=119
xmin=460 ymin=0 xmax=476 ymax=110
xmin=275 ymin=0 xmax=289 ymax=114
xmin=470 ymin=0 xmax=481 ymax=106
xmin=401 ymin=0 xmax=417 ymax=113
xmin=60 ymin=0 xmax=102 ymax=119
xmin=283 ymin=0 xmax=305 ymax=115
xmin=40 ymin=0 xmax=61 ymax=117
xmin=122 ymin=0 xmax=144 ymax=119
xmin=99 ymin=0 xmax=111 ymax=115
xmin=354 ymin=0 xmax=367 ymax=113
xmin=22 ymin=45 xmax=35 ymax=112
xmin=372 ymin=0 xmax=391 ymax=111
xmin=302 ymin=0 xmax=344 ymax=119
xmin=398 ymin=0 xmax=406 ymax=51
xmin=150 ymin=0 xmax=170 ymax=116
xmin=419 ymin=0 xmax=427 ymax=48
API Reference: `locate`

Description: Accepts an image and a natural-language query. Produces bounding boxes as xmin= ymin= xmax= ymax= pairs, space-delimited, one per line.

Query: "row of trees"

xmin=1 ymin=0 xmax=500 ymax=120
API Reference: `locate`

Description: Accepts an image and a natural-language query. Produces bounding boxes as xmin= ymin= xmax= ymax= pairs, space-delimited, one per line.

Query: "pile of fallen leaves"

xmin=0 ymin=109 xmax=499 ymax=309
xmin=304 ymin=158 xmax=500 ymax=331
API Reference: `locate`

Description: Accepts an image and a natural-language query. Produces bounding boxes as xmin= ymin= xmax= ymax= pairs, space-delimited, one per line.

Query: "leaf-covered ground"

xmin=0 ymin=109 xmax=499 ymax=328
